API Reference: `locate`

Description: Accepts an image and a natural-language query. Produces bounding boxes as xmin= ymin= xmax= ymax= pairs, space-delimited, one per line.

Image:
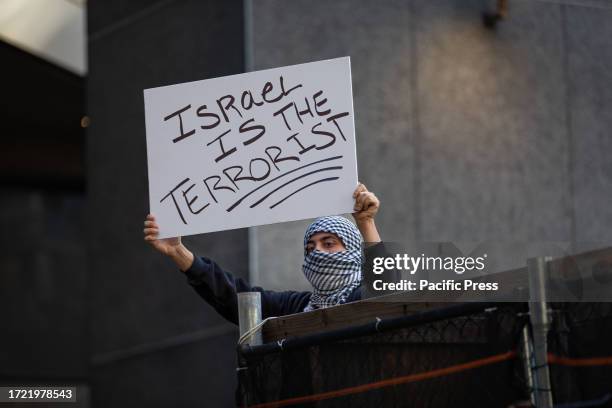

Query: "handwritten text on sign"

xmin=144 ymin=57 xmax=358 ymax=238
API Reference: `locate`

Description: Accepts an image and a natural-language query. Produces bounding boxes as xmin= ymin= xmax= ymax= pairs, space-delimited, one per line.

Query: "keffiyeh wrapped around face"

xmin=302 ymin=216 xmax=364 ymax=312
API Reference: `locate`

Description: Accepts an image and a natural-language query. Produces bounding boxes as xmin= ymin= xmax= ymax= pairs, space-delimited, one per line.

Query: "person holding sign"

xmin=143 ymin=183 xmax=382 ymax=323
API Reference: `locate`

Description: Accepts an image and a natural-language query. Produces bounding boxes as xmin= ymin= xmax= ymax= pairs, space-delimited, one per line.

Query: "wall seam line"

xmin=88 ymin=0 xmax=177 ymax=43
xmin=409 ymin=0 xmax=423 ymax=241
xmin=560 ymin=4 xmax=577 ymax=250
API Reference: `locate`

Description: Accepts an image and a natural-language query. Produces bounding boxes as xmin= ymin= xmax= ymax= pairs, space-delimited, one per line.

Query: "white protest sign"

xmin=144 ymin=57 xmax=358 ymax=238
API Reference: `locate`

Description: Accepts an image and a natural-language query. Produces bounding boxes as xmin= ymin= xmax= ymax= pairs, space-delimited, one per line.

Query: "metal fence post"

xmin=527 ymin=256 xmax=553 ymax=408
xmin=238 ymin=292 xmax=262 ymax=346
xmin=520 ymin=323 xmax=536 ymax=406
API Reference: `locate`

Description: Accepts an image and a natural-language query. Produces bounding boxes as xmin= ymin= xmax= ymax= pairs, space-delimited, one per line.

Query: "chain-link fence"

xmin=236 ymin=302 xmax=612 ymax=408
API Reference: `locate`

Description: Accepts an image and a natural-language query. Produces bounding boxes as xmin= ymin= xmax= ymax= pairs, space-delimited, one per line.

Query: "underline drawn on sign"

xmin=249 ymin=166 xmax=343 ymax=209
xmin=269 ymin=177 xmax=340 ymax=209
xmin=225 ymin=155 xmax=343 ymax=212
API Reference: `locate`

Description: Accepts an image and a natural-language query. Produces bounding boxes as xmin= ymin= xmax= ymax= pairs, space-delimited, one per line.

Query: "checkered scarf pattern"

xmin=302 ymin=216 xmax=364 ymax=312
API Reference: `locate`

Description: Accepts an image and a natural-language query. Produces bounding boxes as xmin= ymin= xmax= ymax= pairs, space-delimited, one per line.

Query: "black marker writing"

xmin=264 ymin=146 xmax=299 ymax=171
xmin=203 ymin=175 xmax=235 ymax=203
xmin=286 ymin=132 xmax=316 ymax=155
xmin=160 ymin=178 xmax=210 ymax=225
xmin=313 ymin=90 xmax=331 ymax=116
xmin=216 ymin=94 xmax=243 ymax=122
xmin=196 ymin=105 xmax=221 ymax=129
xmin=327 ymin=112 xmax=350 ymax=141
xmin=239 ymin=118 xmax=266 ymax=146
xmin=207 ymin=129 xmax=238 ymax=162
xmin=164 ymin=105 xmax=195 ymax=143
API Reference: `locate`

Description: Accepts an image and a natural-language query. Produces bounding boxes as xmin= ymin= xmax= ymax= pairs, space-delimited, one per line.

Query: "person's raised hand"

xmin=352 ymin=183 xmax=380 ymax=224
xmin=143 ymin=214 xmax=182 ymax=257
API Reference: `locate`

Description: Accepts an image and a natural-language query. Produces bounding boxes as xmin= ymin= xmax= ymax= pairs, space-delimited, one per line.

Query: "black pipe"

xmin=238 ymin=302 xmax=502 ymax=358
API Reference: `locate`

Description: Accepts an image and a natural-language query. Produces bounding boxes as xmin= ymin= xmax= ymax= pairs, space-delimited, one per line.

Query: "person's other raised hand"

xmin=143 ymin=214 xmax=182 ymax=257
xmin=352 ymin=183 xmax=380 ymax=224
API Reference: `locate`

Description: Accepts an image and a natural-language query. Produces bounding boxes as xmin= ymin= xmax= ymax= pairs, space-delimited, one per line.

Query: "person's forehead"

xmin=307 ymin=231 xmax=341 ymax=242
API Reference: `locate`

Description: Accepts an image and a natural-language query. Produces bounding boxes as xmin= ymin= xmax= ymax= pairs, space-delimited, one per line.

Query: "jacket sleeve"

xmin=363 ymin=241 xmax=389 ymax=270
xmin=183 ymin=255 xmax=312 ymax=325
xmin=361 ymin=241 xmax=397 ymax=300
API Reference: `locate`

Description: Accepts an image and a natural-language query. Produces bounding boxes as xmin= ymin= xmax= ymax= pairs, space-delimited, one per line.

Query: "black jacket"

xmin=183 ymin=243 xmax=385 ymax=325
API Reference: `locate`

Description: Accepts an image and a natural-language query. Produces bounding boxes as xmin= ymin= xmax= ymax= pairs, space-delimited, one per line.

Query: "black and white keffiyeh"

xmin=302 ymin=216 xmax=364 ymax=312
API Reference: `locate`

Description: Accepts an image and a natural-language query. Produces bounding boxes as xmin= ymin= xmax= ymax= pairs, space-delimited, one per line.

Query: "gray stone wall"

xmin=250 ymin=0 xmax=612 ymax=290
